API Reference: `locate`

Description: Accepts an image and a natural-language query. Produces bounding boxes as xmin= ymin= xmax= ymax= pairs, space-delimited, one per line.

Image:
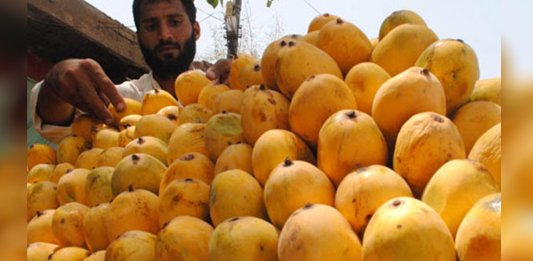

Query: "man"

xmin=30 ymin=0 xmax=229 ymax=143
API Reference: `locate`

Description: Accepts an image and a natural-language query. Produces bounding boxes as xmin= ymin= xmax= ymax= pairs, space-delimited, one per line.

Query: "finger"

xmin=92 ymin=75 xmax=112 ymax=107
xmin=206 ymin=67 xmax=218 ymax=82
xmin=83 ymin=59 xmax=126 ymax=112
xmin=78 ymin=80 xmax=115 ymax=125
xmin=98 ymin=91 xmax=111 ymax=107
xmin=73 ymin=101 xmax=90 ymax=114
xmin=217 ymin=60 xmax=232 ymax=84
xmin=207 ymin=59 xmax=232 ymax=84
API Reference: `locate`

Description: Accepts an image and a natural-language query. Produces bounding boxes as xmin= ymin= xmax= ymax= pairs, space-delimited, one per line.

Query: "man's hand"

xmin=206 ymin=58 xmax=232 ymax=84
xmin=37 ymin=59 xmax=125 ymax=126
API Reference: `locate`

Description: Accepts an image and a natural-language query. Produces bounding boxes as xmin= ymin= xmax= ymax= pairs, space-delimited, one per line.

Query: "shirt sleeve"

xmin=30 ymin=82 xmax=76 ymax=144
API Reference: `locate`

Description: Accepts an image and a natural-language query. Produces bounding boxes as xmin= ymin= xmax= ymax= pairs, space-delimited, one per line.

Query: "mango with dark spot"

xmin=209 ymin=216 xmax=278 ymax=261
xmin=279 ymin=204 xmax=361 ymax=260
xmin=363 ymin=197 xmax=455 ymax=260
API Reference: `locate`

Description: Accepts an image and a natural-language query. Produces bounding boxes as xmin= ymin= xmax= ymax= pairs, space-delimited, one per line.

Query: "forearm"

xmin=36 ymin=80 xmax=76 ymax=126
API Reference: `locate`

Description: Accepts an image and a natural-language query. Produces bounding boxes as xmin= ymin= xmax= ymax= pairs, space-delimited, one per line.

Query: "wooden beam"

xmin=28 ymin=0 xmax=149 ymax=83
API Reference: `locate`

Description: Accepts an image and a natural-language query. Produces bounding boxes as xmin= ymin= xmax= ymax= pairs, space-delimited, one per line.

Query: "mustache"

xmin=155 ymin=41 xmax=182 ymax=52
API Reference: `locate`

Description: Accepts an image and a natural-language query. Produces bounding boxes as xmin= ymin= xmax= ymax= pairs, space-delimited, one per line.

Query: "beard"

xmin=139 ymin=32 xmax=196 ymax=81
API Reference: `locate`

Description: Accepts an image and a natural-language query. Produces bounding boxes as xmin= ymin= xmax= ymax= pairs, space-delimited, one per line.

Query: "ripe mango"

xmin=252 ymin=129 xmax=315 ymax=186
xmin=51 ymin=162 xmax=74 ymax=183
xmin=105 ymin=230 xmax=156 ymax=261
xmin=416 ymin=39 xmax=480 ymax=113
xmin=112 ymin=153 xmax=166 ymax=196
xmin=71 ymin=114 xmax=104 ymax=143
xmin=156 ymin=216 xmax=213 ymax=261
xmin=212 ymin=89 xmax=244 ymax=114
xmin=27 ymin=181 xmax=59 ymax=221
xmin=378 ymin=9 xmax=427 ymax=40
xmin=455 ymin=193 xmax=500 ymax=261
xmin=177 ymin=103 xmax=213 ymax=125
xmin=92 ymin=128 xmax=120 ymax=149
xmin=214 ymin=143 xmax=253 ymax=175
xmin=468 ymin=123 xmax=501 ymax=188
xmin=289 ymin=73 xmax=357 ymax=148
xmin=85 ymin=167 xmax=114 ymax=207
xmin=470 ymin=77 xmax=501 ymax=105
xmin=27 ymin=143 xmax=57 ymax=170
xmin=83 ymin=251 xmax=105 ymax=261
xmin=198 ymin=83 xmax=230 ymax=111
xmin=372 ymin=67 xmax=446 ymax=148
xmin=344 ymin=62 xmax=391 ymax=114
xmin=228 ymin=53 xmax=261 ymax=90
xmin=210 ymin=169 xmax=267 ymax=226
xmin=27 ymin=242 xmax=58 ymax=261
xmin=123 ymin=136 xmax=168 ymax=165
xmin=57 ymin=168 xmax=91 ymax=205
xmin=174 ymin=69 xmax=211 ymax=106
xmin=307 ymin=13 xmax=339 ymax=32
xmin=160 ymin=152 xmax=214 ymax=193
xmin=108 ymin=97 xmax=141 ymax=122
xmin=317 ymin=18 xmax=372 ymax=74
xmin=241 ymin=84 xmax=290 ymax=145
xmin=209 ymin=216 xmax=279 ymax=261
xmin=167 ymin=123 xmax=209 ymax=164
xmin=422 ymin=159 xmax=499 ymax=237
xmin=118 ymin=114 xmax=142 ymax=131
xmin=134 ymin=114 xmax=176 ymax=143
xmin=27 ymin=163 xmax=55 ymax=184
xmin=362 ymin=197 xmax=455 ymax=261
xmin=106 ymin=189 xmax=160 ymax=241
xmin=317 ymin=109 xmax=388 ymax=186
xmin=75 ymin=148 xmax=104 ymax=169
xmin=82 ymin=203 xmax=110 ymax=252
xmin=394 ymin=112 xmax=465 ymax=196
xmin=264 ymin=159 xmax=334 ymax=228
xmin=51 ymin=202 xmax=89 ymax=247
xmin=141 ymin=89 xmax=179 ymax=115
xmin=261 ymin=34 xmax=303 ymax=90
xmin=275 ymin=40 xmax=342 ymax=98
xmin=452 ymin=101 xmax=501 ymax=154
xmin=279 ymin=204 xmax=362 ymax=261
xmin=48 ymin=246 xmax=89 ymax=261
xmin=158 ymin=178 xmax=210 ymax=226
xmin=335 ymin=165 xmax=412 ymax=235
xmin=204 ymin=112 xmax=245 ymax=161
xmin=371 ymin=24 xmax=438 ymax=76
xmin=95 ymin=147 xmax=123 ymax=167
xmin=27 ymin=209 xmax=60 ymax=245
xmin=56 ymin=135 xmax=89 ymax=165
xmin=157 ymin=105 xmax=181 ymax=126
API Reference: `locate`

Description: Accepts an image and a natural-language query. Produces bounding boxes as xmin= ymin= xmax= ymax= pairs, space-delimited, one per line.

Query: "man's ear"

xmin=193 ymin=21 xmax=201 ymax=40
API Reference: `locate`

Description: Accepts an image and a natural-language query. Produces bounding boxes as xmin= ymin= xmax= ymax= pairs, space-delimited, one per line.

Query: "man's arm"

xmin=36 ymin=58 xmax=125 ymax=126
xmin=36 ymin=79 xmax=76 ymax=126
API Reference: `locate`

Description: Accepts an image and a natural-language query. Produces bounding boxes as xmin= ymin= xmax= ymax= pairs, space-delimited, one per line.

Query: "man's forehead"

xmin=140 ymin=0 xmax=186 ymax=19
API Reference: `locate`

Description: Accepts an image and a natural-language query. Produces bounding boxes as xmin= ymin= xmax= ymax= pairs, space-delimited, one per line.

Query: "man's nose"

xmin=159 ymin=23 xmax=174 ymax=41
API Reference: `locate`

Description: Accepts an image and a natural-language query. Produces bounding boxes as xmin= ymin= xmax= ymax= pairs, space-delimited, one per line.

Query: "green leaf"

xmin=207 ymin=0 xmax=219 ymax=8
xmin=266 ymin=0 xmax=274 ymax=7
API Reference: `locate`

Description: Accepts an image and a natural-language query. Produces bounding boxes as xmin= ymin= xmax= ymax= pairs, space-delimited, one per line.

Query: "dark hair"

xmin=132 ymin=0 xmax=197 ymax=30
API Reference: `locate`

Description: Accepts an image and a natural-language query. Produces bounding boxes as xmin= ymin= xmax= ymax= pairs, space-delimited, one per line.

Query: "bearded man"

xmin=30 ymin=0 xmax=229 ymax=143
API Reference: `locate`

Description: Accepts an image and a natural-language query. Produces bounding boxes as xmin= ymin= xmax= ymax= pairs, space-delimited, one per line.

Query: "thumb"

xmin=206 ymin=68 xmax=218 ymax=82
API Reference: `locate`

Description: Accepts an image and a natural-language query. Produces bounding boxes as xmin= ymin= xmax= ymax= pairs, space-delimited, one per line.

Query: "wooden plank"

xmin=28 ymin=0 xmax=147 ymax=70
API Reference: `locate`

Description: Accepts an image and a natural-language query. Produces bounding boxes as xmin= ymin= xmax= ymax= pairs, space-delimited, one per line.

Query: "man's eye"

xmin=144 ymin=24 xmax=158 ymax=32
xmin=169 ymin=20 xmax=181 ymax=27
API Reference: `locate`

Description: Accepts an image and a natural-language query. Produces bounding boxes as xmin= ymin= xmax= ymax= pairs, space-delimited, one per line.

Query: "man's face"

xmin=137 ymin=0 xmax=200 ymax=79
